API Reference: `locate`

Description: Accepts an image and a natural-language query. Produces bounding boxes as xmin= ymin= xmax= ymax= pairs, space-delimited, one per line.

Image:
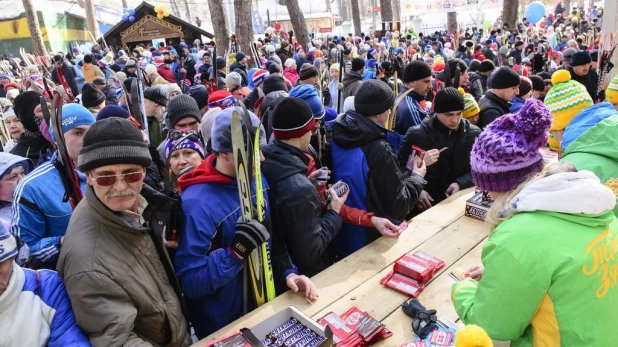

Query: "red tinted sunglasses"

xmin=91 ymin=171 xmax=144 ymax=186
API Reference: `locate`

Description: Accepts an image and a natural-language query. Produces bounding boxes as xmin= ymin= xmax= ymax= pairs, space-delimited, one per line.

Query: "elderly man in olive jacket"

xmin=57 ymin=118 xmax=191 ymax=347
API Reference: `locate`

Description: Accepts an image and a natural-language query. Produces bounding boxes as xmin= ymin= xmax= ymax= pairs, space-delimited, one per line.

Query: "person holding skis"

xmin=174 ymin=107 xmax=318 ymax=339
xmin=10 ymin=103 xmax=95 ymax=270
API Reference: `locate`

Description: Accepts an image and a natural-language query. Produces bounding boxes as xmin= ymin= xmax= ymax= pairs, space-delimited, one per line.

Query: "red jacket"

xmin=157 ymin=65 xmax=177 ymax=83
xmin=472 ymin=51 xmax=486 ymax=61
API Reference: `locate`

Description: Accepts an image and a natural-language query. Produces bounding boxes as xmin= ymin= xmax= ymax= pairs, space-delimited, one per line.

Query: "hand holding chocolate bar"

xmin=423 ymin=149 xmax=441 ymax=167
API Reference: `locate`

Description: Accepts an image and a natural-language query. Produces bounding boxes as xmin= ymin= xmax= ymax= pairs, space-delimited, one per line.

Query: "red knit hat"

xmin=207 ymin=90 xmax=236 ymax=109
xmin=3 ymin=82 xmax=19 ymax=91
xmin=252 ymin=69 xmax=269 ymax=87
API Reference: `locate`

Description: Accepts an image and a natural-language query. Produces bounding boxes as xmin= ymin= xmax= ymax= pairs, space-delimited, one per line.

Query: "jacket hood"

xmin=343 ymin=71 xmax=362 ymax=85
xmin=332 ymin=111 xmax=386 ymax=149
xmin=229 ymin=61 xmax=245 ymax=71
xmin=469 ymin=71 xmax=486 ymax=83
xmin=177 ymin=154 xmax=233 ymax=191
xmin=0 ymin=153 xmax=32 ymax=178
xmin=261 ymin=140 xmax=308 ymax=183
xmin=562 ymin=103 xmax=618 ymax=158
xmin=511 ymin=170 xmax=617 ymax=226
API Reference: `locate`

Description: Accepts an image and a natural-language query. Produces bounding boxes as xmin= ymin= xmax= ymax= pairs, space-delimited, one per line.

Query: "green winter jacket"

xmin=560 ymin=104 xmax=618 ymax=217
xmin=452 ymin=171 xmax=618 ymax=347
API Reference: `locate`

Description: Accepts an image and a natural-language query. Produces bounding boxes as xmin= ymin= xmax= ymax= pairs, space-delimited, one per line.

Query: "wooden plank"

xmin=311 ymin=216 xmax=487 ymax=322
xmin=194 ymin=188 xmax=475 ymax=346
xmin=375 ymin=240 xmax=487 ymax=346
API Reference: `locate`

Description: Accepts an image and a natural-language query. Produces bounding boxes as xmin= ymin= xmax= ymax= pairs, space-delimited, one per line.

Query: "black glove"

xmin=231 ymin=218 xmax=270 ymax=259
xmin=402 ymin=299 xmax=438 ymax=339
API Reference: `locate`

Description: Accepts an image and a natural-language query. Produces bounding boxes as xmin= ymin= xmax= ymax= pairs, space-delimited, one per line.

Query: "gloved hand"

xmin=231 ymin=218 xmax=270 ymax=259
xmin=402 ymin=299 xmax=438 ymax=339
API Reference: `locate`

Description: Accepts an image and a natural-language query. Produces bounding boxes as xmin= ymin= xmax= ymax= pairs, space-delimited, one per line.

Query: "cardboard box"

xmin=248 ymin=306 xmax=334 ymax=346
xmin=464 ymin=189 xmax=493 ymax=221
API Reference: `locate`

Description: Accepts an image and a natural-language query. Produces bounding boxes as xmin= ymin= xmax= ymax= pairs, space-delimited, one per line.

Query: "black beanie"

xmin=402 ymin=61 xmax=432 ymax=83
xmin=529 ymin=75 xmax=545 ymax=92
xmin=189 ymin=84 xmax=209 ymax=110
xmin=13 ymin=91 xmax=42 ymax=132
xmin=166 ymin=94 xmax=202 ymax=128
xmin=143 ymin=86 xmax=168 ymax=106
xmin=216 ymin=57 xmax=226 ymax=69
xmin=262 ymin=75 xmax=288 ymax=95
xmin=268 ymin=63 xmax=282 ymax=74
xmin=447 ymin=58 xmax=467 ymax=75
xmin=351 ymin=57 xmax=365 ymax=72
xmin=468 ymin=59 xmax=481 ymax=72
xmin=272 ymin=97 xmax=316 ymax=140
xmin=354 ymin=80 xmax=395 ymax=117
xmin=478 ymin=60 xmax=495 ymax=73
xmin=77 ymin=117 xmax=152 ymax=172
xmin=490 ymin=66 xmax=520 ymax=89
xmin=81 ymin=83 xmax=106 ymax=108
xmin=434 ymin=87 xmax=465 ymax=113
xmin=83 ymin=54 xmax=93 ymax=63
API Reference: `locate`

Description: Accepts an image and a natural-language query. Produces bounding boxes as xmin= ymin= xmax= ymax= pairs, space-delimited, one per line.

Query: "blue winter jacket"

xmin=330 ymin=111 xmax=425 ymax=258
xmin=175 ymin=156 xmax=283 ymax=339
xmin=10 ymin=152 xmax=87 ymax=269
xmin=509 ymin=96 xmax=526 ymax=113
xmin=21 ymin=266 xmax=90 ymax=346
xmin=395 ymin=87 xmax=430 ymax=136
xmin=562 ymin=102 xmax=618 ymax=151
xmin=362 ymin=69 xmax=376 ymax=81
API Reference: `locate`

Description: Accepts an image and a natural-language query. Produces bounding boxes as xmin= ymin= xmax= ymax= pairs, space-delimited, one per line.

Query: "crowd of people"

xmin=0 ymin=2 xmax=617 ymax=346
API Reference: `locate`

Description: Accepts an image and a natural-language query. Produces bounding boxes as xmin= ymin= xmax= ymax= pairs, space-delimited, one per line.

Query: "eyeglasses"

xmin=91 ymin=171 xmax=144 ymax=186
xmin=168 ymin=129 xmax=200 ymax=141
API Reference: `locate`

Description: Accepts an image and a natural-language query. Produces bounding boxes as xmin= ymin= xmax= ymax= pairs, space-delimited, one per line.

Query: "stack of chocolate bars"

xmin=380 ymin=251 xmax=446 ymax=297
xmin=261 ymin=319 xmax=326 ymax=347
xmin=318 ymin=307 xmax=392 ymax=346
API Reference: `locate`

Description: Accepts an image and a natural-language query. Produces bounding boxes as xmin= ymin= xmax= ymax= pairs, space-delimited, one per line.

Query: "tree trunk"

xmin=84 ymin=0 xmax=101 ymax=40
xmin=380 ymin=0 xmax=393 ymax=23
xmin=182 ymin=0 xmax=192 ymax=22
xmin=392 ymin=0 xmax=400 ymax=24
xmin=121 ymin=0 xmax=128 ymax=8
xmin=447 ymin=11 xmax=457 ymax=36
xmin=341 ymin=0 xmax=350 ymax=22
xmin=502 ymin=0 xmax=518 ymax=29
xmin=234 ymin=0 xmax=255 ymax=68
xmin=286 ymin=0 xmax=310 ymax=52
xmin=562 ymin=0 xmax=572 ymax=14
xmin=169 ymin=0 xmax=181 ymax=18
xmin=324 ymin=0 xmax=331 ymax=13
xmin=22 ymin=0 xmax=47 ymax=56
xmin=208 ymin=0 xmax=230 ymax=56
xmin=351 ymin=0 xmax=362 ymax=35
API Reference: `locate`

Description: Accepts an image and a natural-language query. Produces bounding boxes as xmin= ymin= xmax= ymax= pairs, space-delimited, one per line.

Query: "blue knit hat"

xmin=50 ymin=103 xmax=96 ymax=142
xmin=96 ymin=105 xmax=130 ymax=121
xmin=324 ymin=107 xmax=338 ymax=131
xmin=0 ymin=227 xmax=17 ymax=262
xmin=165 ymin=137 xmax=206 ymax=159
xmin=211 ymin=107 xmax=266 ymax=153
xmin=236 ymin=52 xmax=246 ymax=62
xmin=289 ymin=84 xmax=325 ymax=119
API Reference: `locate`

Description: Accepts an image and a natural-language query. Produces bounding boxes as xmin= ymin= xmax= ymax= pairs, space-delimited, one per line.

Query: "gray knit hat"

xmin=211 ymin=107 xmax=266 ymax=153
xmin=166 ymin=94 xmax=202 ymax=129
xmin=77 ymin=117 xmax=152 ymax=172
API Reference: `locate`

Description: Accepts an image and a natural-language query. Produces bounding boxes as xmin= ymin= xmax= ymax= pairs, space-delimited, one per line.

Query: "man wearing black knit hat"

xmin=568 ymin=50 xmax=598 ymax=100
xmin=342 ymin=57 xmax=365 ymax=98
xmin=529 ymin=75 xmax=546 ymax=101
xmin=394 ymin=61 xmax=433 ymax=135
xmin=469 ymin=60 xmax=494 ymax=101
xmin=143 ymin=86 xmax=168 ymax=148
xmin=262 ymin=97 xmax=347 ymax=277
xmin=58 ymin=117 xmax=191 ymax=347
xmin=398 ymin=87 xmax=480 ymax=211
xmin=81 ymin=83 xmax=106 ymax=117
xmin=478 ymin=66 xmax=520 ymax=129
xmin=330 ymin=80 xmax=426 ymax=258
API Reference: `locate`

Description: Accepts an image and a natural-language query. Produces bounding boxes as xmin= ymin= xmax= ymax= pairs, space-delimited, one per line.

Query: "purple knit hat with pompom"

xmin=471 ymin=98 xmax=553 ymax=192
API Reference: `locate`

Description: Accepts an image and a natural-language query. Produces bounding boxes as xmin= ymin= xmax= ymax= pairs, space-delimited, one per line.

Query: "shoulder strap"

xmin=389 ymin=88 xmax=416 ymax=131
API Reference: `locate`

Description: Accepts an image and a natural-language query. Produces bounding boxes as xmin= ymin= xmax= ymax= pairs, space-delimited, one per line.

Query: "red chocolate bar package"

xmin=400 ymin=342 xmax=427 ymax=347
xmin=394 ymin=253 xmax=435 ymax=283
xmin=210 ymin=332 xmax=252 ymax=347
xmin=380 ymin=271 xmax=425 ymax=297
xmin=317 ymin=312 xmax=356 ymax=344
xmin=412 ymin=251 xmax=446 ymax=274
xmin=406 ymin=146 xmax=426 ymax=171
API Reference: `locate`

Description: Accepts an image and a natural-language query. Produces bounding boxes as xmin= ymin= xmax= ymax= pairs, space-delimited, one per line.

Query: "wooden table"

xmin=194 ymin=187 xmax=502 ymax=346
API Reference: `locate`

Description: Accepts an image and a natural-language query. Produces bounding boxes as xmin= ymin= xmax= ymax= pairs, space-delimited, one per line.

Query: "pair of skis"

xmin=230 ymin=102 xmax=275 ymax=313
xmin=596 ymin=33 xmax=615 ymax=103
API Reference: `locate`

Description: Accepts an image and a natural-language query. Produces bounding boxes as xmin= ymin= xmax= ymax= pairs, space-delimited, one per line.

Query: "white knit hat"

xmin=225 ymin=72 xmax=242 ymax=87
xmin=284 ymin=58 xmax=296 ymax=69
xmin=145 ymin=64 xmax=157 ymax=75
xmin=201 ymin=107 xmax=223 ymax=141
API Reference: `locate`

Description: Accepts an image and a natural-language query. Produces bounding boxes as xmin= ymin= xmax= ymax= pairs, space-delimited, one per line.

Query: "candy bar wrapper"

xmin=401 ymin=342 xmax=428 ymax=347
xmin=284 ymin=328 xmax=312 ymax=347
xmin=212 ymin=333 xmax=252 ymax=347
xmin=394 ymin=253 xmax=435 ymax=283
xmin=317 ymin=312 xmax=354 ymax=343
xmin=412 ymin=251 xmax=446 ymax=274
xmin=302 ymin=335 xmax=326 ymax=347
xmin=274 ymin=324 xmax=304 ymax=346
xmin=427 ymin=330 xmax=454 ymax=347
xmin=340 ymin=307 xmax=365 ymax=331
xmin=406 ymin=145 xmax=426 ymax=171
xmin=448 ymin=268 xmax=467 ymax=282
xmin=269 ymin=319 xmax=299 ymax=339
xmin=355 ymin=313 xmax=384 ymax=342
xmin=291 ymin=332 xmax=317 ymax=347
xmin=380 ymin=271 xmax=424 ymax=297
xmin=336 ymin=334 xmax=363 ymax=347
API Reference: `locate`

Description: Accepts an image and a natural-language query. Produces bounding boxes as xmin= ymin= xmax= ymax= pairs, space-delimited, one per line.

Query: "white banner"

xmin=401 ymin=0 xmax=503 ymax=16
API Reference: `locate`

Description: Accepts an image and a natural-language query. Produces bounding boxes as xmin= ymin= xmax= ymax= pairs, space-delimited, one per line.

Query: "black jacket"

xmin=103 ymin=85 xmax=118 ymax=105
xmin=468 ymin=72 xmax=487 ymax=102
xmin=51 ymin=60 xmax=79 ymax=97
xmin=397 ymin=116 xmax=481 ymax=205
xmin=244 ymin=87 xmax=261 ymax=111
xmin=568 ymin=66 xmax=599 ymax=101
xmin=478 ymin=90 xmax=511 ymax=129
xmin=216 ymin=70 xmax=226 ymax=90
xmin=229 ymin=61 xmax=248 ymax=86
xmin=261 ymin=140 xmax=343 ymax=278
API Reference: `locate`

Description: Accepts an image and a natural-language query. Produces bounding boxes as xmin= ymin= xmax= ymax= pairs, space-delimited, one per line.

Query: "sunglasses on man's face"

xmin=91 ymin=171 xmax=144 ymax=186
xmin=168 ymin=129 xmax=200 ymax=141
